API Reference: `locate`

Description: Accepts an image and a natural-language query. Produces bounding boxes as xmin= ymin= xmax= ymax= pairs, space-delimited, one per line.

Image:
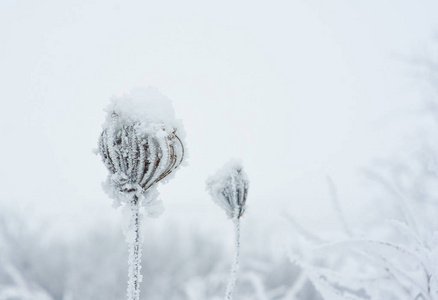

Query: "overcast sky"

xmin=1 ymin=0 xmax=438 ymax=234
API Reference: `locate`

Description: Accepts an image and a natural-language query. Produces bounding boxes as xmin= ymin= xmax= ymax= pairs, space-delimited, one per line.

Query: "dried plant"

xmin=206 ymin=160 xmax=249 ymax=300
xmin=97 ymin=88 xmax=185 ymax=300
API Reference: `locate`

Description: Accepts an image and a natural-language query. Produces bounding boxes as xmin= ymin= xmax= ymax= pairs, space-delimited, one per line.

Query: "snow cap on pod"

xmin=206 ymin=159 xmax=249 ymax=219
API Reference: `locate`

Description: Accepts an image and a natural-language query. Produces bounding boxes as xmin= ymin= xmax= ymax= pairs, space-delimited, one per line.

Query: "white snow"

xmin=103 ymin=87 xmax=186 ymax=145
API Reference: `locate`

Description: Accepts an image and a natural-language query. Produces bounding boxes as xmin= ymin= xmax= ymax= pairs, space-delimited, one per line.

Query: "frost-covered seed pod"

xmin=98 ymin=113 xmax=184 ymax=198
xmin=206 ymin=160 xmax=249 ymax=219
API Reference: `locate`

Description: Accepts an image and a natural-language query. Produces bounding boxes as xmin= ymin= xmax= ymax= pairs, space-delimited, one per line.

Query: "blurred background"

xmin=1 ymin=0 xmax=438 ymax=299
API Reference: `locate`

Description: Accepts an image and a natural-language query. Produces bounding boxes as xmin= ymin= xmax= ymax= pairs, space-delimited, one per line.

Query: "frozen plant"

xmin=288 ymin=160 xmax=438 ymax=299
xmin=206 ymin=160 xmax=249 ymax=300
xmin=97 ymin=87 xmax=186 ymax=300
xmin=287 ymin=38 xmax=438 ymax=300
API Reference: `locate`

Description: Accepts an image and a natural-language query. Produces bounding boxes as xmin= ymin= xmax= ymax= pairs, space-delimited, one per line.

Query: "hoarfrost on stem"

xmin=225 ymin=217 xmax=241 ymax=300
xmin=97 ymin=87 xmax=186 ymax=300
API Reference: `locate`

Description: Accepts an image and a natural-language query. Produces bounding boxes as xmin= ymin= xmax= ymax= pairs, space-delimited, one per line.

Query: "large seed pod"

xmin=98 ymin=112 xmax=184 ymax=198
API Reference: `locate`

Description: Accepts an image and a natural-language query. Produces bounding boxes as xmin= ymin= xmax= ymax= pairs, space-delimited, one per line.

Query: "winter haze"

xmin=1 ymin=0 xmax=438 ymax=299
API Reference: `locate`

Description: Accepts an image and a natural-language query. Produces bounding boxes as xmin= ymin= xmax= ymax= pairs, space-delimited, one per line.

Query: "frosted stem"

xmin=127 ymin=196 xmax=142 ymax=300
xmin=225 ymin=217 xmax=240 ymax=300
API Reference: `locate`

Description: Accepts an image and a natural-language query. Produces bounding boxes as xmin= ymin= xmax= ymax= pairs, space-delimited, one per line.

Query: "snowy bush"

xmin=288 ymin=49 xmax=438 ymax=299
xmin=0 ymin=208 xmax=317 ymax=300
xmin=96 ymin=87 xmax=186 ymax=300
xmin=289 ymin=152 xmax=438 ymax=299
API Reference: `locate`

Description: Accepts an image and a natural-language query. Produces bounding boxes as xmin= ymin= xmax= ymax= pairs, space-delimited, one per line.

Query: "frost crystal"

xmin=206 ymin=160 xmax=249 ymax=219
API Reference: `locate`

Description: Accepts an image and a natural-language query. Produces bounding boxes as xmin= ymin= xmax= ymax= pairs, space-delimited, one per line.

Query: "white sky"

xmin=1 ymin=0 xmax=438 ymax=233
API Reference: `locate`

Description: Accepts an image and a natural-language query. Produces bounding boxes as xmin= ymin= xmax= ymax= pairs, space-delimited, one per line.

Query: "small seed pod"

xmin=206 ymin=160 xmax=249 ymax=219
xmin=98 ymin=112 xmax=184 ymax=200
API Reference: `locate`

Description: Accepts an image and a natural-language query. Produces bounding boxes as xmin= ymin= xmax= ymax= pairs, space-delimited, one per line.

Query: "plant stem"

xmin=225 ymin=217 xmax=240 ymax=300
xmin=127 ymin=196 xmax=142 ymax=300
